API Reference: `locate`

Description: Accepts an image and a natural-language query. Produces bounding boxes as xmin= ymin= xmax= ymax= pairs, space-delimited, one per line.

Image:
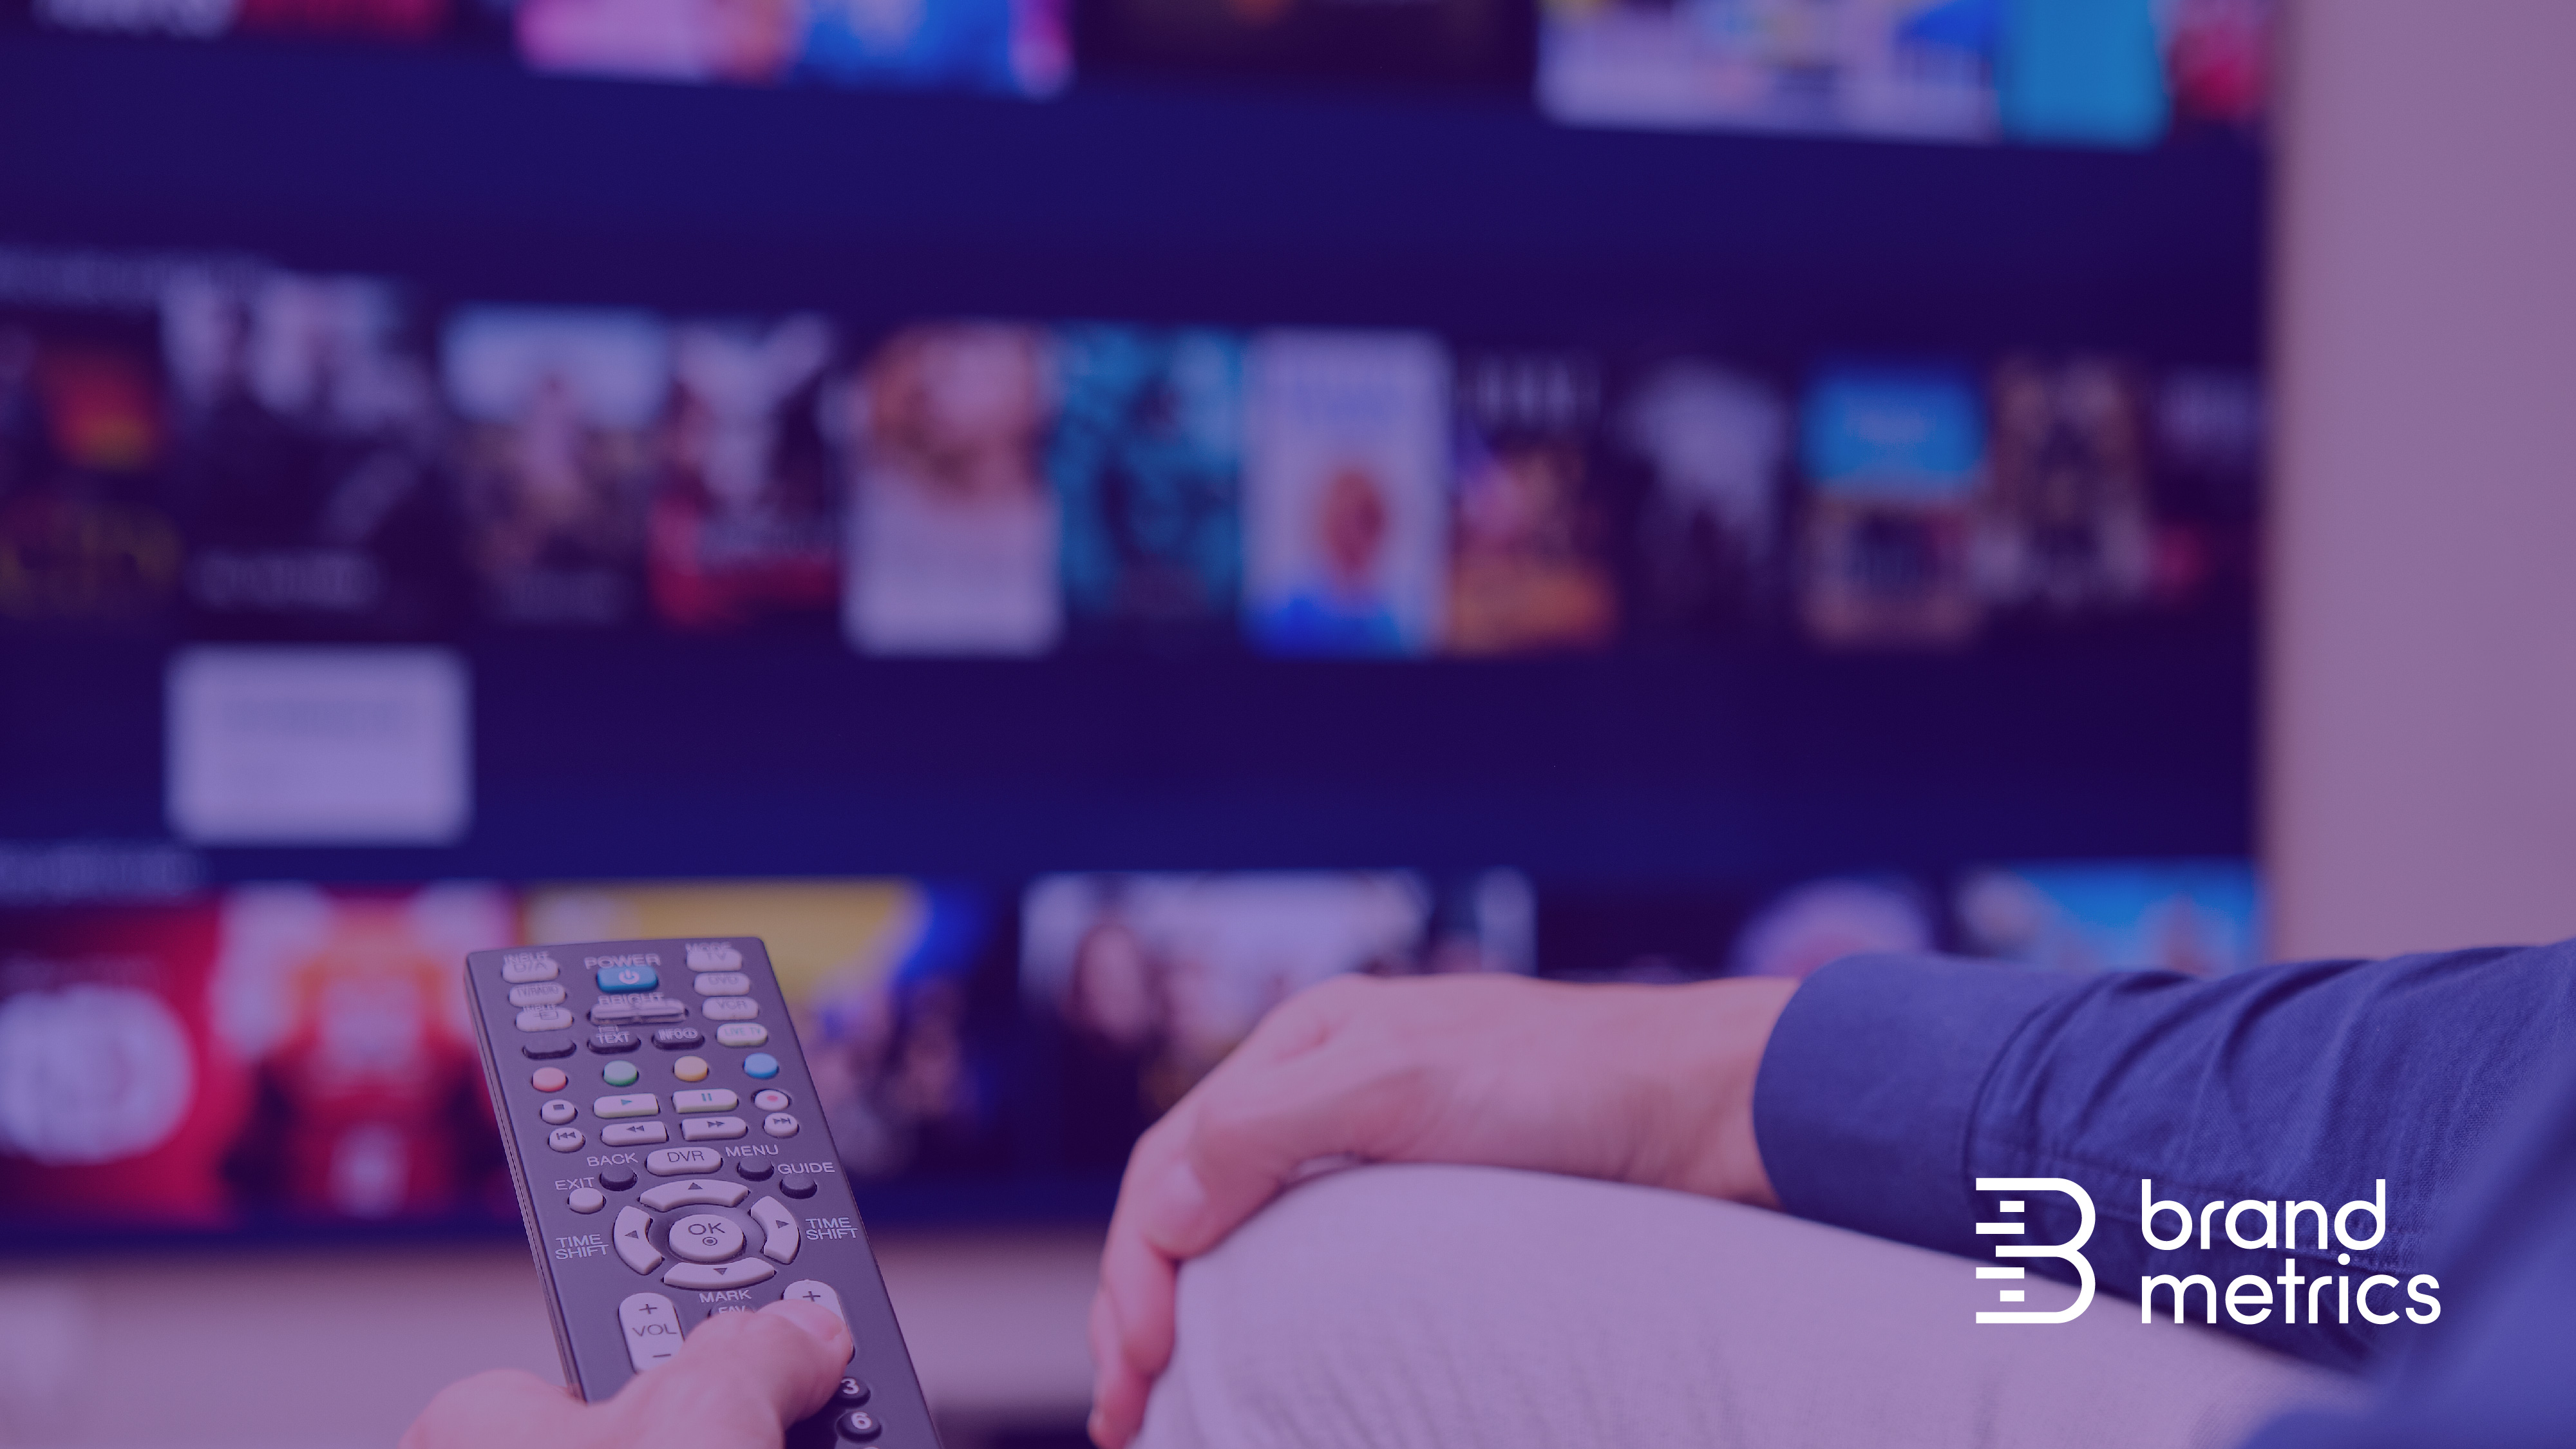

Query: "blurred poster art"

xmin=1797 ymin=363 xmax=1986 ymax=649
xmin=2162 ymin=0 xmax=2268 ymax=131
xmin=525 ymin=880 xmax=1008 ymax=1178
xmin=0 ymin=306 xmax=184 ymax=630
xmin=1077 ymin=0 xmax=1530 ymax=90
xmin=645 ymin=316 xmax=839 ymax=632
xmin=2148 ymin=368 xmax=2261 ymax=615
xmin=1024 ymin=872 xmax=1521 ymax=1169
xmin=1604 ymin=357 xmax=1788 ymax=643
xmin=161 ymin=270 xmax=456 ymax=638
xmin=844 ymin=324 xmax=1062 ymax=655
xmin=1052 ymin=327 xmax=1243 ymax=650
xmin=797 ymin=0 xmax=1070 ymax=95
xmin=210 ymin=884 xmax=514 ymax=1220
xmin=1244 ymin=331 xmax=1448 ymax=656
xmin=1955 ymin=859 xmax=2261 ymax=976
xmin=444 ymin=306 xmax=668 ymax=628
xmin=512 ymin=0 xmax=1067 ymax=93
xmin=1977 ymin=354 xmax=2153 ymax=621
xmin=1730 ymin=875 xmax=1934 ymax=979
xmin=1541 ymin=0 xmax=1999 ymax=141
xmin=0 ymin=904 xmax=240 ymax=1225
xmin=32 ymin=0 xmax=450 ymax=38
xmin=1443 ymin=350 xmax=1617 ymax=654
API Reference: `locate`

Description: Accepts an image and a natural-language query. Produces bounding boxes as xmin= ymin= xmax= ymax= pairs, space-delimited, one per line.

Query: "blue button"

xmin=596 ymin=963 xmax=658 ymax=994
xmin=743 ymin=1053 xmax=780 ymax=1080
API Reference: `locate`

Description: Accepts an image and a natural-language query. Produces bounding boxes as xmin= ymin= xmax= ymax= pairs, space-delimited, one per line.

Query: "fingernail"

xmin=1138 ymin=1157 xmax=1208 ymax=1250
xmin=767 ymin=1298 xmax=847 ymax=1350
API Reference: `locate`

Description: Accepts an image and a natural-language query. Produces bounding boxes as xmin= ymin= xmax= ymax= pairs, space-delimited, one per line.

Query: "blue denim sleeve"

xmin=1751 ymin=942 xmax=2576 ymax=1372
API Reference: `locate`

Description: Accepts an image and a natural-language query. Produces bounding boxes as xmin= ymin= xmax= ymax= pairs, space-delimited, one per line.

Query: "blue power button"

xmin=596 ymin=963 xmax=659 ymax=994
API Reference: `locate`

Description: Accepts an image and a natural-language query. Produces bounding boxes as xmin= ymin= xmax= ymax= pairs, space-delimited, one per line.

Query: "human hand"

xmin=1085 ymin=972 xmax=1797 ymax=1448
xmin=401 ymin=1298 xmax=855 ymax=1449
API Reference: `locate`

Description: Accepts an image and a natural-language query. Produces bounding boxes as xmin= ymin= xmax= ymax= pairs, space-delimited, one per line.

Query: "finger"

xmin=616 ymin=1298 xmax=852 ymax=1437
xmin=1086 ymin=1290 xmax=1148 ymax=1449
xmin=1135 ymin=1037 xmax=1394 ymax=1259
xmin=1098 ymin=1214 xmax=1179 ymax=1378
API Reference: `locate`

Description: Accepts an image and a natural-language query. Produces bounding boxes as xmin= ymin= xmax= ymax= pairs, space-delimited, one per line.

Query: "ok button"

xmin=668 ymin=1213 xmax=744 ymax=1264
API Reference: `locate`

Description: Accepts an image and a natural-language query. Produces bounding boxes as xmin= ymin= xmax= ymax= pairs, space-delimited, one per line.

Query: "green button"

xmin=602 ymin=1059 xmax=640 ymax=1088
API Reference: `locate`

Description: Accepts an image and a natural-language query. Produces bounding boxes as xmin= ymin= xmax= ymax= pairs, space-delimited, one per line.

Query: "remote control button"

xmin=603 ymin=1059 xmax=641 ymax=1088
xmin=500 ymin=952 xmax=560 ymax=985
xmin=681 ymin=1116 xmax=748 ymax=1141
xmin=735 ymin=1159 xmax=773 ymax=1181
xmin=674 ymin=1088 xmax=738 ymax=1113
xmin=596 ymin=1093 xmax=659 ymax=1119
xmin=743 ymin=1054 xmax=781 ymax=1080
xmin=547 ymin=1126 xmax=585 ymax=1153
xmin=835 ymin=1410 xmax=880 ymax=1441
xmin=782 ymin=1280 xmax=846 ymax=1325
xmin=618 ymin=1292 xmax=683 ymax=1370
xmin=603 ymin=1121 xmax=668 ymax=1146
xmin=667 ymin=1213 xmax=746 ymax=1264
xmin=508 ymin=982 xmax=567 ymax=1007
xmin=614 ymin=1207 xmax=663 ymax=1274
xmin=762 ymin=1113 xmax=799 ymax=1138
xmin=717 ymin=1023 xmax=770 ymax=1048
xmin=686 ymin=942 xmax=743 ymax=971
xmin=522 ymin=1036 xmax=576 ymax=1059
xmin=645 ymin=1148 xmax=728 ymax=1178
xmin=532 ymin=1067 xmax=569 ymax=1092
xmin=592 ymin=994 xmax=688 ymax=1026
xmin=589 ymin=1027 xmax=640 ymax=1054
xmin=661 ymin=1259 xmax=775 ymax=1290
xmin=569 ymin=1188 xmax=607 ymax=1214
xmin=516 ymin=1005 xmax=574 ymax=1033
xmin=692 ymin=971 xmax=750 ymax=996
xmin=703 ymin=998 xmax=760 ymax=1022
xmin=654 ymin=1027 xmax=704 ymax=1050
xmin=640 ymin=1177 xmax=750 ymax=1210
xmin=597 ymin=963 xmax=659 ymax=994
xmin=835 ymin=1378 xmax=871 ymax=1406
xmin=600 ymin=1166 xmax=638 ymax=1191
xmin=750 ymin=1196 xmax=799 ymax=1264
xmin=753 ymin=1090 xmax=790 ymax=1112
xmin=779 ymin=1174 xmax=817 ymax=1198
xmin=672 ymin=1056 xmax=710 ymax=1083
xmin=540 ymin=1099 xmax=578 ymax=1126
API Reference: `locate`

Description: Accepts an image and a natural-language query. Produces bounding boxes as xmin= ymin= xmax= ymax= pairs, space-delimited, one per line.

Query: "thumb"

xmin=615 ymin=1298 xmax=854 ymax=1439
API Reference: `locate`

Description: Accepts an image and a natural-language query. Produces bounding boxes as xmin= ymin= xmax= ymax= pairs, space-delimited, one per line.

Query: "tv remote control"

xmin=464 ymin=936 xmax=940 ymax=1448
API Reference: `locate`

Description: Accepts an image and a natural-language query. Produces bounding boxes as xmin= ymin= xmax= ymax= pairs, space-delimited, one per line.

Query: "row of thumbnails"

xmin=0 ymin=862 xmax=2259 ymax=1228
xmin=0 ymin=248 xmax=2260 ymax=656
xmin=15 ymin=0 xmax=2268 ymax=151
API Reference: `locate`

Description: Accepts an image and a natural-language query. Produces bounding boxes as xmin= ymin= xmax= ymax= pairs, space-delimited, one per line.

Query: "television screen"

xmin=0 ymin=4 xmax=2265 ymax=1240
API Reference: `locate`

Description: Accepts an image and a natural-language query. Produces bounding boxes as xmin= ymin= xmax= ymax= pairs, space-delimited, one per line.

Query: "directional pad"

xmin=641 ymin=1179 xmax=750 ymax=1211
xmin=663 ymin=1259 xmax=776 ymax=1290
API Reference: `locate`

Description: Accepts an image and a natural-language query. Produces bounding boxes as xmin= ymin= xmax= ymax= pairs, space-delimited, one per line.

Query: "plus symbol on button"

xmin=799 ymin=1289 xmax=825 ymax=1303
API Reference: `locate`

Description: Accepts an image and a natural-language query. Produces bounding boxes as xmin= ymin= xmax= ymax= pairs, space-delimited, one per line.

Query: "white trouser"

xmin=1138 ymin=1164 xmax=2362 ymax=1449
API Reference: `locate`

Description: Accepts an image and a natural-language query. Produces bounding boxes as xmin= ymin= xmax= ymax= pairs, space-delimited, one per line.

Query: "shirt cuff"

xmin=1751 ymin=952 xmax=2079 ymax=1258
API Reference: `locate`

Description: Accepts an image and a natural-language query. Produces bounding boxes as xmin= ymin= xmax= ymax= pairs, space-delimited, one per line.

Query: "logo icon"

xmin=1974 ymin=1177 xmax=2095 ymax=1324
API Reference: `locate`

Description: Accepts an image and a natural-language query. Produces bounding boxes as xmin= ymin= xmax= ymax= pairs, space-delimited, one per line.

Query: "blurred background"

xmin=1 ymin=1 xmax=2569 ymax=1444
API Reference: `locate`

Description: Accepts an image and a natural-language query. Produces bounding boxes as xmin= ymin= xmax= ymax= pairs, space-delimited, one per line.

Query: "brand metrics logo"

xmin=1973 ymin=1177 xmax=2096 ymax=1324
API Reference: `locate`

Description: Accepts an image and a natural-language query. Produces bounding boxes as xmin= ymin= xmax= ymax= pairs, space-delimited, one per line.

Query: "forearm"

xmin=1752 ymin=943 xmax=2576 ymax=1369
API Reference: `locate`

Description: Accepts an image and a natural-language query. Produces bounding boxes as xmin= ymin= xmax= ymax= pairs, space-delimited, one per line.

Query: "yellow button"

xmin=673 ymin=1056 xmax=710 ymax=1083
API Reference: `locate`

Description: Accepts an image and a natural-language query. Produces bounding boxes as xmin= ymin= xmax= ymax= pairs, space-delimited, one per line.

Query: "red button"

xmin=532 ymin=1067 xmax=569 ymax=1092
